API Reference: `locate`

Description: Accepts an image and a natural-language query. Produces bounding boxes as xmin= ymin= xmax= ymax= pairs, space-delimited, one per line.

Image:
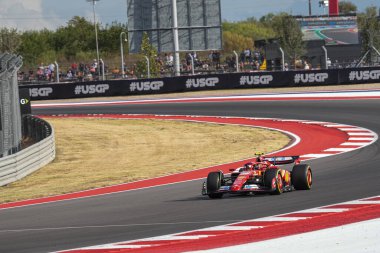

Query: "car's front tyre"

xmin=207 ymin=171 xmax=224 ymax=199
xmin=264 ymin=168 xmax=283 ymax=195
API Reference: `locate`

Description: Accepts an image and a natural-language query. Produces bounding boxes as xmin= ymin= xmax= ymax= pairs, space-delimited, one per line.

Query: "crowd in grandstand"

xmin=17 ymin=47 xmax=363 ymax=84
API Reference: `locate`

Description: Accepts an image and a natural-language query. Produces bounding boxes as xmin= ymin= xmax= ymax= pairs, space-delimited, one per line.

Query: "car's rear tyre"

xmin=292 ymin=164 xmax=312 ymax=190
xmin=207 ymin=171 xmax=224 ymax=199
xmin=264 ymin=168 xmax=283 ymax=195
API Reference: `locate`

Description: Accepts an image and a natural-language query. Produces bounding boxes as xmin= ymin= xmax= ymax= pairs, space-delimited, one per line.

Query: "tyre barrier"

xmin=0 ymin=115 xmax=55 ymax=187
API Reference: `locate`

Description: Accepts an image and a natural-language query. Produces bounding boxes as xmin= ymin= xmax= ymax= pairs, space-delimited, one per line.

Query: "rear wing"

xmin=262 ymin=156 xmax=300 ymax=165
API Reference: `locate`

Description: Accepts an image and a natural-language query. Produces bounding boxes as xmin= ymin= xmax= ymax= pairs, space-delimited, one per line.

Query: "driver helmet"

xmin=244 ymin=162 xmax=254 ymax=171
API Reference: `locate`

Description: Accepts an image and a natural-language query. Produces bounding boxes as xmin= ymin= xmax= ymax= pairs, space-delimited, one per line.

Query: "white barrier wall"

xmin=0 ymin=127 xmax=55 ymax=186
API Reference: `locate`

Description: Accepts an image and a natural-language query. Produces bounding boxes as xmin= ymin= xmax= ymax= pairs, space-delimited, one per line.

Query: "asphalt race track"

xmin=1 ymin=99 xmax=380 ymax=253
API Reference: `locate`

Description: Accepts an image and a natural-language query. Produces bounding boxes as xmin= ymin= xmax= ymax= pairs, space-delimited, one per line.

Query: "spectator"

xmin=244 ymin=48 xmax=251 ymax=63
xmin=36 ymin=67 xmax=44 ymax=80
xmin=240 ymin=51 xmax=246 ymax=64
xmin=79 ymin=62 xmax=85 ymax=73
xmin=91 ymin=59 xmax=98 ymax=76
xmin=66 ymin=70 xmax=73 ymax=79
xmin=304 ymin=61 xmax=310 ymax=70
xmin=225 ymin=56 xmax=235 ymax=70
xmin=28 ymin=69 xmax=34 ymax=81
xmin=253 ymin=49 xmax=262 ymax=65
xmin=212 ymin=51 xmax=221 ymax=69
xmin=186 ymin=53 xmax=193 ymax=71
xmin=254 ymin=61 xmax=260 ymax=70
xmin=326 ymin=58 xmax=332 ymax=69
xmin=90 ymin=60 xmax=96 ymax=76
xmin=44 ymin=67 xmax=52 ymax=81
xmin=49 ymin=63 xmax=55 ymax=73
xmin=284 ymin=63 xmax=289 ymax=71
xmin=71 ymin=62 xmax=78 ymax=76
xmin=165 ymin=53 xmax=173 ymax=67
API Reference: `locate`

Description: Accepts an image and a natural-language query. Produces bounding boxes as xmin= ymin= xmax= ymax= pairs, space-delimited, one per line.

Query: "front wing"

xmin=201 ymin=182 xmax=276 ymax=195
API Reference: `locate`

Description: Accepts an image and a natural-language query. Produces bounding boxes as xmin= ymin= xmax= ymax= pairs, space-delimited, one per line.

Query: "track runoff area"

xmin=26 ymin=88 xmax=380 ymax=252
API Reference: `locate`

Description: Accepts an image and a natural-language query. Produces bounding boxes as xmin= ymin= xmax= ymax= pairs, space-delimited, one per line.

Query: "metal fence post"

xmin=55 ymin=61 xmax=60 ymax=83
xmin=100 ymin=59 xmax=105 ymax=81
xmin=233 ymin=51 xmax=240 ymax=72
xmin=322 ymin=46 xmax=328 ymax=69
xmin=189 ymin=53 xmax=195 ymax=75
xmin=279 ymin=47 xmax=285 ymax=71
xmin=144 ymin=56 xmax=151 ymax=78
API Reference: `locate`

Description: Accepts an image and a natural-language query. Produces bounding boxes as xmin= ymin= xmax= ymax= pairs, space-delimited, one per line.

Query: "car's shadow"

xmin=169 ymin=192 xmax=271 ymax=202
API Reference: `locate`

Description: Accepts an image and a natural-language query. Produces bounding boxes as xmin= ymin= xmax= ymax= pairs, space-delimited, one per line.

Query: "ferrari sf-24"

xmin=201 ymin=153 xmax=312 ymax=199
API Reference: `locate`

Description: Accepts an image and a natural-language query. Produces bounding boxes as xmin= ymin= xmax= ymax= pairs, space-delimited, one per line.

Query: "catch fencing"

xmin=0 ymin=53 xmax=55 ymax=186
xmin=0 ymin=53 xmax=23 ymax=157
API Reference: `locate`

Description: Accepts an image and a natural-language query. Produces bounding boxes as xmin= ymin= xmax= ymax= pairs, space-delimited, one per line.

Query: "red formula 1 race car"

xmin=201 ymin=153 xmax=312 ymax=199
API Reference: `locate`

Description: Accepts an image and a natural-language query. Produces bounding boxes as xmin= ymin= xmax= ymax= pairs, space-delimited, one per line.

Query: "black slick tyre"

xmin=207 ymin=171 xmax=224 ymax=199
xmin=292 ymin=164 xmax=312 ymax=190
xmin=264 ymin=168 xmax=283 ymax=195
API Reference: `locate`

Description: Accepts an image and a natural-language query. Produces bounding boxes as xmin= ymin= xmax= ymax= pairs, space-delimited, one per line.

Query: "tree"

xmin=358 ymin=7 xmax=380 ymax=63
xmin=16 ymin=16 xmax=130 ymax=70
xmin=0 ymin=28 xmax=21 ymax=53
xmin=135 ymin=33 xmax=160 ymax=77
xmin=17 ymin=29 xmax=55 ymax=66
xmin=222 ymin=20 xmax=275 ymax=42
xmin=339 ymin=1 xmax=357 ymax=14
xmin=259 ymin=13 xmax=276 ymax=25
xmin=99 ymin=22 xmax=128 ymax=52
xmin=223 ymin=31 xmax=253 ymax=53
xmin=54 ymin=16 xmax=94 ymax=59
xmin=271 ymin=13 xmax=306 ymax=69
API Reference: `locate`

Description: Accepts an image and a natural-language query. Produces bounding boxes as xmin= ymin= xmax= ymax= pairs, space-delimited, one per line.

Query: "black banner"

xmin=20 ymin=67 xmax=380 ymax=101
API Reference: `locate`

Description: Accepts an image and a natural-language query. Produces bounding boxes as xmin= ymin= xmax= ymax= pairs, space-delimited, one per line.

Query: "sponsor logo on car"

xmin=29 ymin=87 xmax=53 ymax=97
xmin=186 ymin=77 xmax=219 ymax=88
xmin=129 ymin=81 xmax=164 ymax=92
xmin=294 ymin=73 xmax=328 ymax=84
xmin=74 ymin=84 xmax=109 ymax=95
xmin=349 ymin=70 xmax=380 ymax=81
xmin=219 ymin=186 xmax=231 ymax=191
xmin=240 ymin=75 xmax=273 ymax=85
xmin=244 ymin=184 xmax=259 ymax=189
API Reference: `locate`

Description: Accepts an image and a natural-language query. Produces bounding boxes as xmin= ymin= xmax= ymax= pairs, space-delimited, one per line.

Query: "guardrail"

xmin=0 ymin=115 xmax=55 ymax=187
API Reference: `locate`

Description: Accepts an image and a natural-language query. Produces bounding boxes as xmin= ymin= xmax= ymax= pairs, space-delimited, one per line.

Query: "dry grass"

xmin=0 ymin=118 xmax=290 ymax=203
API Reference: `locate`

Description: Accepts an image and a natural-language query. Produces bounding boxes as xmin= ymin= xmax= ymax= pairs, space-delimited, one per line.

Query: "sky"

xmin=0 ymin=0 xmax=379 ymax=31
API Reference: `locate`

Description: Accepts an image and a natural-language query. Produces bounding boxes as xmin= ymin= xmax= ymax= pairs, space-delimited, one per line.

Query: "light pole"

xmin=120 ymin=32 xmax=127 ymax=78
xmin=171 ymin=0 xmax=180 ymax=76
xmin=86 ymin=0 xmax=101 ymax=80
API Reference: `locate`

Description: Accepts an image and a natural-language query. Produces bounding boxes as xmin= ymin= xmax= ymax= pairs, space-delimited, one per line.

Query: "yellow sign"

xmin=260 ymin=59 xmax=267 ymax=70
